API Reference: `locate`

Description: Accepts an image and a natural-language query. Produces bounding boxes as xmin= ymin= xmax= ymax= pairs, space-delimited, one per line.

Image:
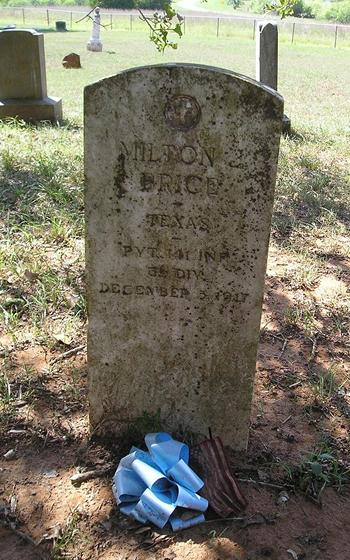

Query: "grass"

xmin=1 ymin=5 xmax=350 ymax=48
xmin=0 ymin=118 xmax=84 ymax=346
xmin=284 ymin=255 xmax=321 ymax=290
xmin=268 ymin=435 xmax=350 ymax=501
xmin=295 ymin=443 xmax=350 ymax=500
xmin=310 ymin=366 xmax=339 ymax=399
xmin=0 ymin=363 xmax=38 ymax=406
xmin=283 ymin=299 xmax=318 ymax=336
xmin=308 ymin=363 xmax=349 ymax=400
xmin=51 ymin=510 xmax=82 ymax=560
xmin=0 ymin=373 xmax=12 ymax=404
xmin=0 ymin=27 xmax=347 ymax=360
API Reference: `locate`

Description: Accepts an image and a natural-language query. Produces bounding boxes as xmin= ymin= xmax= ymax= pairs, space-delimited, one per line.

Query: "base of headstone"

xmin=282 ymin=114 xmax=291 ymax=135
xmin=87 ymin=40 xmax=103 ymax=52
xmin=0 ymin=96 xmax=62 ymax=123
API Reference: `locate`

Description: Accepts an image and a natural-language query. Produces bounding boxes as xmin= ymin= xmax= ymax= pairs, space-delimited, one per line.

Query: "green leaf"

xmin=264 ymin=0 xmax=296 ymax=18
xmin=164 ymin=3 xmax=176 ymax=18
xmin=174 ymin=23 xmax=183 ymax=37
xmin=309 ymin=462 xmax=323 ymax=476
xmin=140 ymin=5 xmax=184 ymax=53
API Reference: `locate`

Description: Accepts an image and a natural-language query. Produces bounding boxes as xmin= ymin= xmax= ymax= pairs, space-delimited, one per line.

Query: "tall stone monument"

xmin=0 ymin=29 xmax=62 ymax=123
xmin=256 ymin=22 xmax=291 ymax=133
xmin=256 ymin=22 xmax=278 ymax=91
xmin=85 ymin=64 xmax=283 ymax=450
xmin=87 ymin=7 xmax=103 ymax=52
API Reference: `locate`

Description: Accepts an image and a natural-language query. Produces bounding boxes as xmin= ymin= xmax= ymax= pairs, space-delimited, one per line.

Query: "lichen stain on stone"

xmin=238 ymin=87 xmax=265 ymax=116
xmin=114 ymin=153 xmax=127 ymax=199
xmin=264 ymin=97 xmax=283 ymax=120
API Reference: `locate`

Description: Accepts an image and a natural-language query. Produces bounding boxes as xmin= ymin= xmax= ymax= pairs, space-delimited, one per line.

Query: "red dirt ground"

xmin=1 ymin=244 xmax=349 ymax=560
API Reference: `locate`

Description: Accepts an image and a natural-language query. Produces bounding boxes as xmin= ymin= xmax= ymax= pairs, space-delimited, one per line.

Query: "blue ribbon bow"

xmin=112 ymin=432 xmax=208 ymax=531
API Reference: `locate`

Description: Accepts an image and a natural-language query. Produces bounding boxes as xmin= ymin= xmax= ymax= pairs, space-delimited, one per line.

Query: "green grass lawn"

xmin=0 ymin=27 xmax=349 ymax=345
xmin=40 ymin=29 xmax=350 ymax=131
xmin=0 ymin=31 xmax=350 ymax=342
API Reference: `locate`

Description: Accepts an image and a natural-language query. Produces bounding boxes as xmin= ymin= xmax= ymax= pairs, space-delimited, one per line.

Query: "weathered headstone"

xmin=56 ymin=21 xmax=67 ymax=32
xmin=87 ymin=7 xmax=102 ymax=52
xmin=62 ymin=53 xmax=81 ymax=69
xmin=0 ymin=24 xmax=16 ymax=30
xmin=0 ymin=29 xmax=62 ymax=122
xmin=85 ymin=64 xmax=283 ymax=450
xmin=256 ymin=22 xmax=278 ymax=91
xmin=256 ymin=22 xmax=291 ymax=134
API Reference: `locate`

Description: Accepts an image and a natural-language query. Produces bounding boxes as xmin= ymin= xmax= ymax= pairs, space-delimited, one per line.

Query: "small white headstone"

xmin=87 ymin=7 xmax=102 ymax=52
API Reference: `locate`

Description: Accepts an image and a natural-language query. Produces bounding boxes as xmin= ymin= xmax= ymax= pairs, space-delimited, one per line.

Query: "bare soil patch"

xmin=1 ymin=243 xmax=349 ymax=560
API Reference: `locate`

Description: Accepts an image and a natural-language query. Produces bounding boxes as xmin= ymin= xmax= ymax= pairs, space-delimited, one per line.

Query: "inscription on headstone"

xmin=85 ymin=64 xmax=283 ymax=449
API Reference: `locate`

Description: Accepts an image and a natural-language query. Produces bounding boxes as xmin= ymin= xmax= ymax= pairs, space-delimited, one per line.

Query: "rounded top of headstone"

xmin=85 ymin=63 xmax=284 ymax=120
xmin=258 ymin=21 xmax=278 ymax=31
xmin=85 ymin=62 xmax=283 ymax=99
xmin=0 ymin=28 xmax=41 ymax=36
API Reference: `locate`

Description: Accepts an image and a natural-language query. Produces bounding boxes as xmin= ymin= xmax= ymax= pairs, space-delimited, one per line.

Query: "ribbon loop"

xmin=145 ymin=432 xmax=190 ymax=473
xmin=113 ymin=432 xmax=208 ymax=531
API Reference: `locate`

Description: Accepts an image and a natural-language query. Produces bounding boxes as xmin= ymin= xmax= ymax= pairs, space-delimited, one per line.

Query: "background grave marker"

xmin=0 ymin=29 xmax=62 ymax=122
xmin=256 ymin=22 xmax=291 ymax=133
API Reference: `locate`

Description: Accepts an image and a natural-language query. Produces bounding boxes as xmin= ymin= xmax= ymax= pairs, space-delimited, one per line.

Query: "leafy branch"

xmin=264 ymin=0 xmax=297 ymax=19
xmin=138 ymin=4 xmax=184 ymax=53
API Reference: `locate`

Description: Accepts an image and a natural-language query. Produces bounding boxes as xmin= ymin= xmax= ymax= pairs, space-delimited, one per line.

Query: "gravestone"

xmin=85 ymin=63 xmax=283 ymax=450
xmin=256 ymin=22 xmax=278 ymax=91
xmin=62 ymin=53 xmax=81 ymax=69
xmin=0 ymin=29 xmax=62 ymax=122
xmin=256 ymin=22 xmax=291 ymax=134
xmin=87 ymin=7 xmax=102 ymax=52
xmin=56 ymin=21 xmax=67 ymax=32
